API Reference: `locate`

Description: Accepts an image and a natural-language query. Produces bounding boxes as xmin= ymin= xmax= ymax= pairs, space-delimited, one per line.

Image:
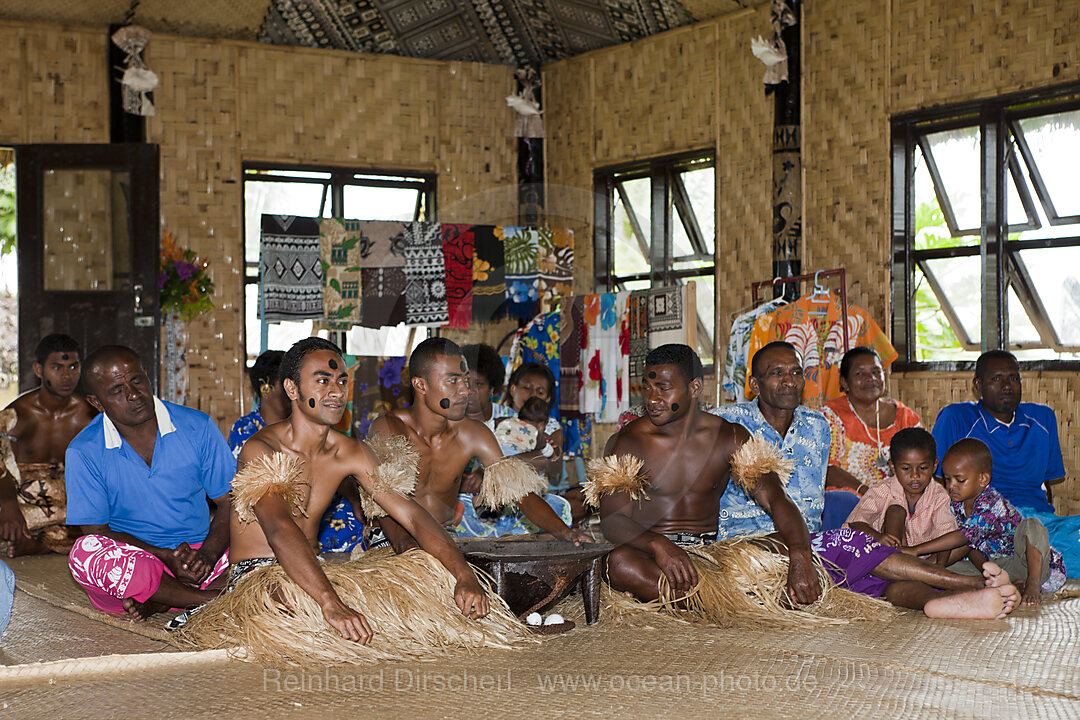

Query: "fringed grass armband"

xmin=730 ymin=434 xmax=795 ymax=494
xmin=359 ymin=434 xmax=420 ymax=519
xmin=232 ymin=452 xmax=309 ymax=523
xmin=475 ymin=456 xmax=547 ymax=510
xmin=583 ymin=455 xmax=650 ymax=507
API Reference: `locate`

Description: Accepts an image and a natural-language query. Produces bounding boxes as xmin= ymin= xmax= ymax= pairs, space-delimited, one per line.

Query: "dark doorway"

xmin=15 ymin=143 xmax=160 ymax=392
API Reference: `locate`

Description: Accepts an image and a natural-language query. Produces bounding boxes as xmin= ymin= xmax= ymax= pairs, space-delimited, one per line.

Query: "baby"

xmin=845 ymin=428 xmax=957 ymax=564
xmin=493 ymin=396 xmax=554 ymax=457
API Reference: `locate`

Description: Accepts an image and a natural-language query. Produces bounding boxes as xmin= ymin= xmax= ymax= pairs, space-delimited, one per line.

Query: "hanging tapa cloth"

xmin=440 ymin=224 xmax=475 ymax=329
xmin=471 ymin=225 xmax=506 ymax=322
xmin=580 ymin=294 xmax=603 ymax=415
xmin=502 ymin=226 xmax=540 ymax=321
xmin=537 ymin=227 xmax=573 ymax=308
xmin=260 ymin=215 xmax=323 ymax=321
xmin=319 ymin=218 xmax=364 ymax=326
xmin=559 ymin=294 xmax=585 ymax=417
xmin=358 ymin=221 xmax=409 ymax=329
xmin=402 ymin=222 xmax=448 ymax=327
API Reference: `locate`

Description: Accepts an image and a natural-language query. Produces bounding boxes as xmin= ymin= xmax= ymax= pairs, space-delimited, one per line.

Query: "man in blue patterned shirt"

xmin=711 ymin=341 xmax=829 ymax=538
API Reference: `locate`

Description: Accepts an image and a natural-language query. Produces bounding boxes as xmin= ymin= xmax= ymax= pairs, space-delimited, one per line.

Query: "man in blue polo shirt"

xmin=932 ymin=349 xmax=1078 ymax=575
xmin=66 ymin=346 xmax=234 ymax=620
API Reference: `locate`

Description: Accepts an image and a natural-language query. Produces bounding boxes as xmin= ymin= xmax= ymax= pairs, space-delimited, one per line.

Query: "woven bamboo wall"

xmin=543 ymin=4 xmax=771 ymax=345
xmin=0 ymin=22 xmax=109 ymax=144
xmin=41 ymin=169 xmax=116 ymax=291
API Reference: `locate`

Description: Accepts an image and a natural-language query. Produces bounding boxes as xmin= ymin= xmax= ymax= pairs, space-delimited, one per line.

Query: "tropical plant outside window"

xmin=893 ymin=92 xmax=1080 ymax=363
xmin=594 ymin=153 xmax=716 ymax=366
xmin=243 ymin=165 xmax=435 ymax=362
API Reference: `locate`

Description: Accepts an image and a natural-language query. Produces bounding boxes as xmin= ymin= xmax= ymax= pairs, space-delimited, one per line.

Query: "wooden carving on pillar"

xmin=760 ymin=0 xmax=801 ymax=299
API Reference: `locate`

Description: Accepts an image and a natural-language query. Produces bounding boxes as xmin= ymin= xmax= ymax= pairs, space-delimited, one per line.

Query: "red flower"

xmin=588 ymin=352 xmax=602 ymax=381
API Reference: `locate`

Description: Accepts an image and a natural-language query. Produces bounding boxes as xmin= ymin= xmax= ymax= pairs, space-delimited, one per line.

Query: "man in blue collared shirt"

xmin=932 ymin=350 xmax=1078 ymax=576
xmin=711 ymin=344 xmax=830 ymax=538
xmin=66 ymin=346 xmax=233 ymax=620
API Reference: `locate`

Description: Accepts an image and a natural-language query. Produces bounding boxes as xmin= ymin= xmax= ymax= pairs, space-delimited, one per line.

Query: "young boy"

xmin=845 ymin=428 xmax=957 ymax=564
xmin=905 ymin=438 xmax=1066 ymax=606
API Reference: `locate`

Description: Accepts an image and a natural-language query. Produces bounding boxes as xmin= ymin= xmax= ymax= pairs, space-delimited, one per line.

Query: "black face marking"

xmin=328 ymin=359 xmax=338 ymax=370
xmin=671 ymin=403 xmax=680 ymax=412
xmin=460 ymin=359 xmax=468 ymax=373
xmin=440 ymin=398 xmax=451 ymax=409
xmin=308 ymin=398 xmax=316 ymax=408
xmin=60 ymin=354 xmax=70 ymax=361
xmin=648 ymin=371 xmax=656 ymax=379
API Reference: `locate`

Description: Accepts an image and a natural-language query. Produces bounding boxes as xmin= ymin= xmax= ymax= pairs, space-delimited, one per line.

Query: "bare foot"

xmin=982 ymin=561 xmax=1010 ymax=588
xmin=122 ymin=596 xmax=168 ymax=622
xmin=1022 ymin=590 xmax=1043 ymax=607
xmin=924 ymin=585 xmax=1019 ymax=620
xmin=7 ymin=533 xmax=48 ymax=558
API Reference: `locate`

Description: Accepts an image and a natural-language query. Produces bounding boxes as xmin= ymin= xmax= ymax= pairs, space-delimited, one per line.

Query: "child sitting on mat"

xmin=845 ymin=428 xmax=957 ymax=565
xmin=901 ymin=438 xmax=1066 ymax=606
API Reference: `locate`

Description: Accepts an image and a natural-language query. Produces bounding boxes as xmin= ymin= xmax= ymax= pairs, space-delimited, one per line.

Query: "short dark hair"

xmin=507 ymin=361 xmax=556 ymax=398
xmin=889 ymin=427 xmax=936 ymax=462
xmin=644 ymin=344 xmax=704 ymax=381
xmin=462 ymin=343 xmax=504 ymax=392
xmin=82 ymin=345 xmax=141 ymax=395
xmin=750 ymin=341 xmax=798 ymax=378
xmin=409 ymin=337 xmax=463 ymax=380
xmin=35 ymin=334 xmax=80 ymax=365
xmin=974 ymin=350 xmax=1018 ymax=380
xmin=248 ymin=350 xmax=286 ymax=398
xmin=943 ymin=437 xmax=994 ymax=475
xmin=518 ymin=396 xmax=550 ymax=424
xmin=279 ymin=337 xmax=342 ymax=389
xmin=838 ymin=346 xmax=880 ymax=382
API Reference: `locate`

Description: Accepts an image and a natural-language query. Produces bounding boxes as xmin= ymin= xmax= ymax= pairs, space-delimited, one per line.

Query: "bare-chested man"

xmin=369 ymin=338 xmax=590 ymax=552
xmin=0 ymin=334 xmax=97 ymax=556
xmin=231 ymin=338 xmax=490 ymax=644
xmin=602 ymin=344 xmax=1020 ymax=620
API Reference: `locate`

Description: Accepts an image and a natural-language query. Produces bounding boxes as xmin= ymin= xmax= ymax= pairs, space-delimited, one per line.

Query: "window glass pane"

xmin=1017 ymin=109 xmax=1080 ymax=217
xmin=244 ymin=181 xmax=325 ymax=263
xmin=913 ymin=147 xmax=977 ymax=250
xmin=1016 ymin=248 xmax=1080 ymax=347
xmin=345 ymin=324 xmax=428 ymax=357
xmin=1005 ymin=286 xmax=1040 ymax=345
xmin=616 ymin=278 xmax=651 ymax=292
xmin=1005 ymin=165 xmax=1033 ymax=229
xmin=680 ymin=166 xmax=715 ymax=254
xmin=672 ymin=209 xmax=696 ymax=260
xmin=917 ymin=257 xmax=981 ymax=354
xmin=612 ymin=178 xmax=650 ymax=276
xmin=43 ymin=169 xmax=131 ymax=291
xmin=342 ymin=185 xmax=419 ymax=222
xmin=923 ymin=126 xmax=981 ymax=233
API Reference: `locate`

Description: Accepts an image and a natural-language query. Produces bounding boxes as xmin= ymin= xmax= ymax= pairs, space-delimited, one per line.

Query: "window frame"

xmin=890 ymin=84 xmax=1080 ymax=371
xmin=241 ymin=162 xmax=436 ymax=355
xmin=593 ymin=150 xmax=717 ymax=368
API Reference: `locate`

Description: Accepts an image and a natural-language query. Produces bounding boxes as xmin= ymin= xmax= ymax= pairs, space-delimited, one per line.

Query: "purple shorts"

xmin=810 ymin=528 xmax=898 ymax=597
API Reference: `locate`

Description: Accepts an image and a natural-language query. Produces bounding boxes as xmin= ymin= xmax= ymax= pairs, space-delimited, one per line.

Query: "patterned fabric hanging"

xmin=260 ymin=215 xmax=323 ymax=321
xmin=502 ymin=226 xmax=540 ymax=321
xmin=356 ymin=221 xmax=408 ymax=328
xmin=402 ymin=222 xmax=448 ymax=326
xmin=472 ymin=225 xmax=506 ymax=322
xmin=627 ymin=290 xmax=649 ymax=406
xmin=559 ymin=295 xmax=585 ymax=417
xmin=441 ymin=224 xmax=476 ymax=329
xmin=319 ymin=218 xmax=364 ymax=325
xmin=537 ymin=227 xmax=573 ymax=307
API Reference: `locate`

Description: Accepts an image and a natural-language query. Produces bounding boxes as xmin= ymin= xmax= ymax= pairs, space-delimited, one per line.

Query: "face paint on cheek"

xmin=308 ymin=398 xmax=316 ymax=409
xmin=328 ymin=359 xmax=338 ymax=370
xmin=671 ymin=403 xmax=680 ymax=413
xmin=648 ymin=371 xmax=656 ymax=379
xmin=440 ymin=398 xmax=451 ymax=409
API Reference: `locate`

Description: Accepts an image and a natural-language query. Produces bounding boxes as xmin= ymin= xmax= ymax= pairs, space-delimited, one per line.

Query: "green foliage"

xmin=912 ymin=202 xmax=963 ymax=360
xmin=0 ymin=164 xmax=14 ymax=256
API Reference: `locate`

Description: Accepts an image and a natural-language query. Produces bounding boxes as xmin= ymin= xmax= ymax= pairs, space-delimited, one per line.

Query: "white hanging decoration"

xmin=111 ymin=25 xmax=157 ymax=117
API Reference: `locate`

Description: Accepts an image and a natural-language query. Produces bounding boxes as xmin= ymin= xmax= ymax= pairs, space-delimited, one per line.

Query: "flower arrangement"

xmin=159 ymin=232 xmax=214 ymax=321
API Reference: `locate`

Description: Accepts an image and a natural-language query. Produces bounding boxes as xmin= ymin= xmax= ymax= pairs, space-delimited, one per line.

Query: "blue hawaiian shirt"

xmin=227 ymin=408 xmax=266 ymax=460
xmin=710 ymin=399 xmax=830 ymax=538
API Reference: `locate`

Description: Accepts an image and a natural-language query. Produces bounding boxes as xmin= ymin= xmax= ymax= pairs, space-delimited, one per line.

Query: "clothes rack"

xmin=750 ymin=268 xmax=850 ymax=353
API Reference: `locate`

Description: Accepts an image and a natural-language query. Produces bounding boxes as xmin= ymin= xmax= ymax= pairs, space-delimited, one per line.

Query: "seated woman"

xmin=821 ymin=346 xmax=921 ymax=529
xmin=228 ymin=351 xmax=290 ymax=458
